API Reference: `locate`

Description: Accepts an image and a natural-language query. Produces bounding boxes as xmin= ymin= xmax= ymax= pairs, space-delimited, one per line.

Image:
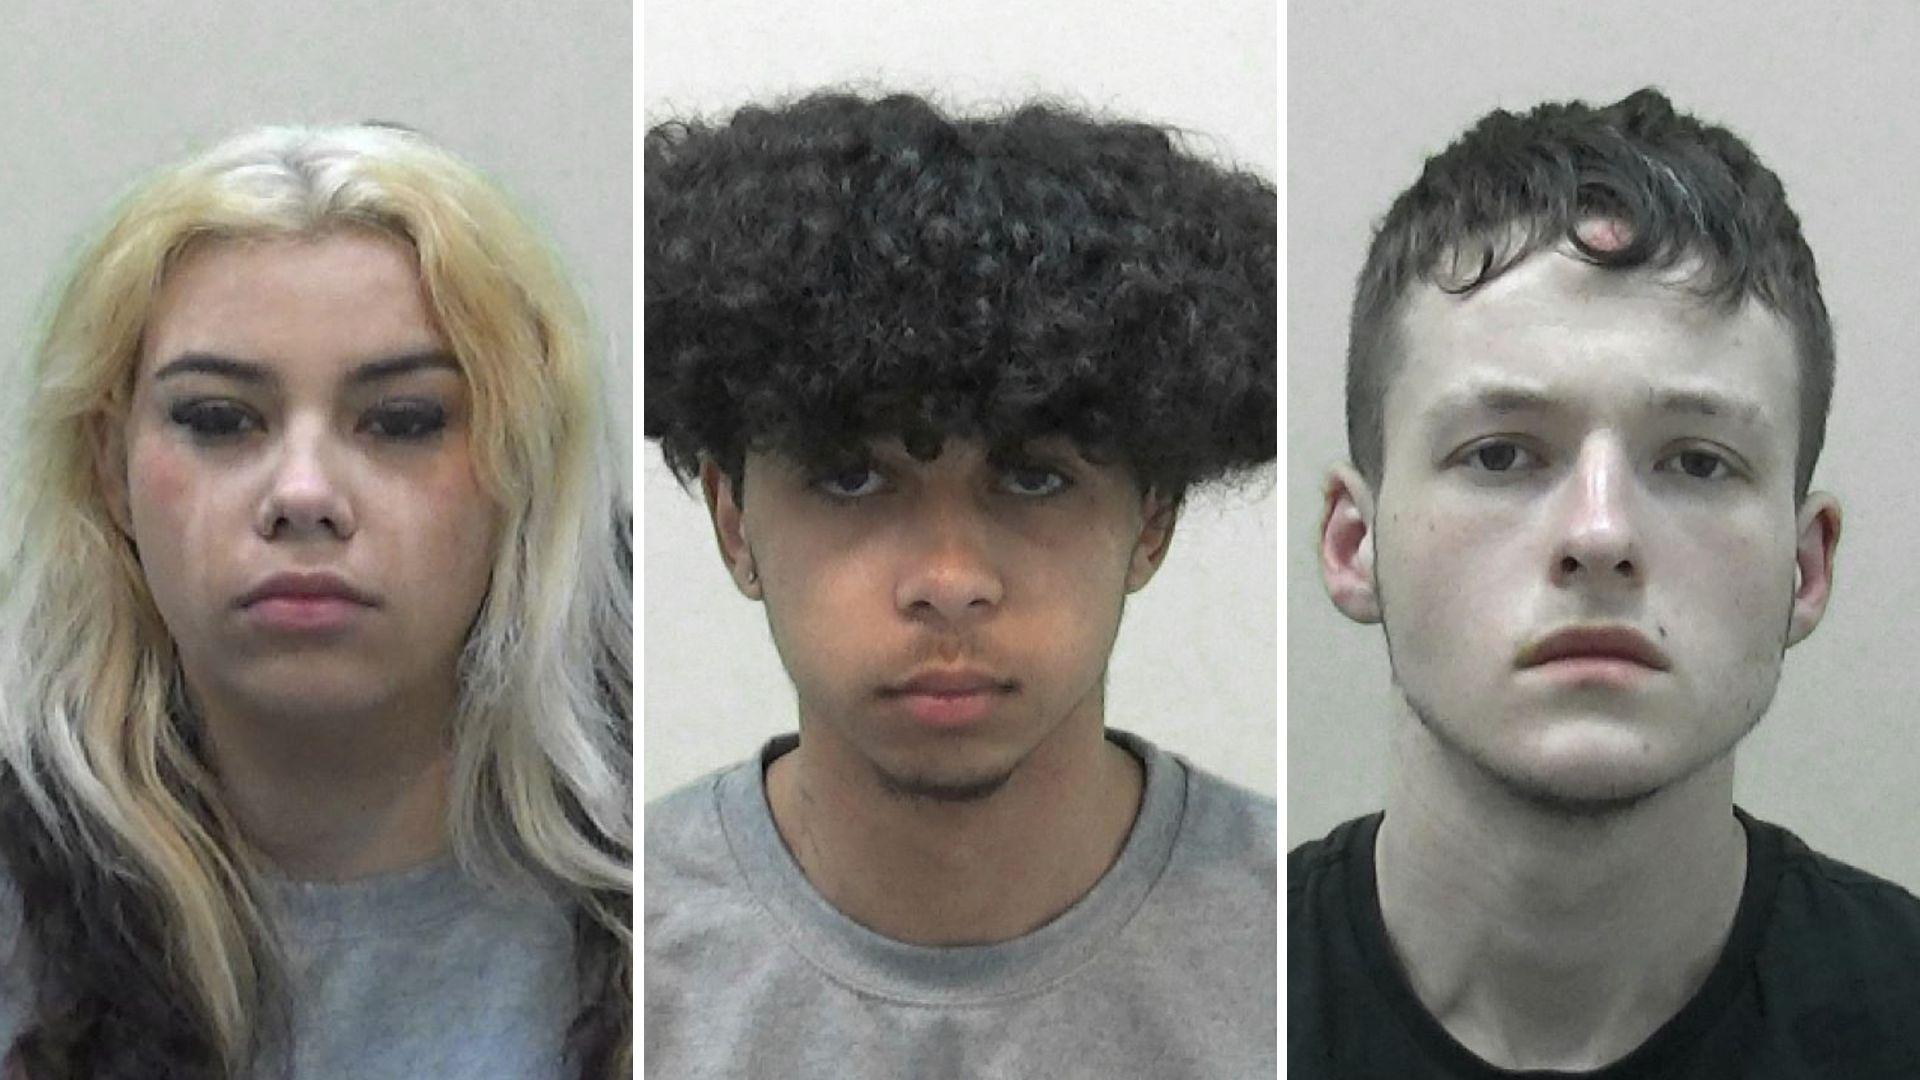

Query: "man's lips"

xmin=1517 ymin=626 xmax=1671 ymax=671
xmin=882 ymin=669 xmax=1017 ymax=697
xmin=882 ymin=669 xmax=1016 ymax=727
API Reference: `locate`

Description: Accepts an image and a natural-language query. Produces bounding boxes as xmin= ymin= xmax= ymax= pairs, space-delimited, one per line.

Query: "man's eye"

xmin=998 ymin=465 xmax=1069 ymax=497
xmin=363 ymin=401 xmax=448 ymax=440
xmin=813 ymin=466 xmax=887 ymax=499
xmin=1460 ymin=440 xmax=1539 ymax=473
xmin=1659 ymin=448 xmax=1733 ymax=481
xmin=168 ymin=400 xmax=259 ymax=439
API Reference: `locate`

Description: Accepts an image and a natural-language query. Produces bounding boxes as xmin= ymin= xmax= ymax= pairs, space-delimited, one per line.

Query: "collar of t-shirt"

xmin=715 ymin=728 xmax=1186 ymax=1005
xmin=1343 ymin=807 xmax=1783 ymax=1078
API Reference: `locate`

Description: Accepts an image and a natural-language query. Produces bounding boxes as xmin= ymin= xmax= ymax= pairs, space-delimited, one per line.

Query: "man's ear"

xmin=1785 ymin=491 xmax=1841 ymax=647
xmin=1124 ymin=491 xmax=1179 ymax=592
xmin=90 ymin=414 xmax=134 ymax=541
xmin=1321 ymin=464 xmax=1381 ymax=624
xmin=699 ymin=459 xmax=762 ymax=600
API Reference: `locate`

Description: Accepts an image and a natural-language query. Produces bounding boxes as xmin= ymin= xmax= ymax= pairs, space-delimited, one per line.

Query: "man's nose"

xmin=1549 ymin=440 xmax=1639 ymax=587
xmin=893 ymin=498 xmax=1004 ymax=623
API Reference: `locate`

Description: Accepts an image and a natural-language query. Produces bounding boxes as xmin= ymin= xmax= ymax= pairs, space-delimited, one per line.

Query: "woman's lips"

xmin=244 ymin=595 xmax=367 ymax=633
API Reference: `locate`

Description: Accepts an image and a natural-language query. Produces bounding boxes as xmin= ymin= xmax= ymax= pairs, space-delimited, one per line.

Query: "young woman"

xmin=0 ymin=125 xmax=630 ymax=1078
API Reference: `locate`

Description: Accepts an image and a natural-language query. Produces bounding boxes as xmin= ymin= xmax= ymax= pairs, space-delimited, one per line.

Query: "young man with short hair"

xmin=1294 ymin=88 xmax=1920 ymax=1077
xmin=644 ymin=92 xmax=1276 ymax=1077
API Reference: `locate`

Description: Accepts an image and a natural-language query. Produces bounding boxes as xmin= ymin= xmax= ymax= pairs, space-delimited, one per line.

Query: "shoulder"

xmin=643 ymin=756 xmax=759 ymax=910
xmin=1173 ymin=755 xmax=1275 ymax=860
xmin=1743 ymin=814 xmax=1920 ymax=1065
xmin=644 ymin=767 xmax=728 ymax=849
xmin=1748 ymin=814 xmax=1920 ymax=1051
xmin=1287 ymin=813 xmax=1377 ymax=899
xmin=1763 ymin=817 xmax=1920 ymax=949
xmin=1131 ymin=739 xmax=1275 ymax=910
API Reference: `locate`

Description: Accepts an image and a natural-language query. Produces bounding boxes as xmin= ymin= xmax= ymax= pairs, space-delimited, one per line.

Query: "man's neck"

xmin=199 ymin=685 xmax=455 ymax=882
xmin=765 ymin=704 xmax=1144 ymax=946
xmin=1376 ymin=719 xmax=1748 ymax=1071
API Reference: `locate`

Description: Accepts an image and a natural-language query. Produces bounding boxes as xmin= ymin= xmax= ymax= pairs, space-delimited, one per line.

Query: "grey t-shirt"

xmin=644 ymin=729 xmax=1277 ymax=1079
xmin=0 ymin=853 xmax=579 ymax=1078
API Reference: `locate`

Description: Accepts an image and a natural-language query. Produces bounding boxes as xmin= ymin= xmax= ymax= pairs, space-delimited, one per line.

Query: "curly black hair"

xmin=644 ymin=91 xmax=1276 ymax=501
xmin=1347 ymin=87 xmax=1831 ymax=501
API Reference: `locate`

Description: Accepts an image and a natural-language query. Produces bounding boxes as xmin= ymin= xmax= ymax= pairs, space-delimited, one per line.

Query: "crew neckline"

xmin=1345 ymin=806 xmax=1783 ymax=1078
xmin=264 ymin=851 xmax=478 ymax=943
xmin=713 ymin=728 xmax=1189 ymax=1005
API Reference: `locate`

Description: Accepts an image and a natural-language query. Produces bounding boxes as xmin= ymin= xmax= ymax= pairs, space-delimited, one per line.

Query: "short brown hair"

xmin=1346 ymin=88 xmax=1832 ymax=501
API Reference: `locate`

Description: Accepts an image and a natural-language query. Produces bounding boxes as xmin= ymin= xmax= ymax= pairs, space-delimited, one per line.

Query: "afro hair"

xmin=644 ymin=90 xmax=1275 ymax=500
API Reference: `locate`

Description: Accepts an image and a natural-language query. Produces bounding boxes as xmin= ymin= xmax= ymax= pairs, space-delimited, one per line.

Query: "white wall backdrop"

xmin=0 ymin=1 xmax=631 ymax=487
xmin=642 ymin=0 xmax=1278 ymax=798
xmin=1289 ymin=0 xmax=1920 ymax=892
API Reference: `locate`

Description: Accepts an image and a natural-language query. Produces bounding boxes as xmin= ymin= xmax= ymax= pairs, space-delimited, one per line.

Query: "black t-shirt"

xmin=1289 ymin=808 xmax=1920 ymax=1079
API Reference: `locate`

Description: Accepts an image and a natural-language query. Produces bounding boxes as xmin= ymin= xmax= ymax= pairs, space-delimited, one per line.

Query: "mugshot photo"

xmin=643 ymin=0 xmax=1277 ymax=1076
xmin=0 ymin=4 xmax=630 ymax=1077
xmin=1289 ymin=1 xmax=1920 ymax=1075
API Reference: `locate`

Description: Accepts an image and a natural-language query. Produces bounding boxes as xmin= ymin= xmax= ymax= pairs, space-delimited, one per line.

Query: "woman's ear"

xmin=91 ymin=413 xmax=134 ymax=540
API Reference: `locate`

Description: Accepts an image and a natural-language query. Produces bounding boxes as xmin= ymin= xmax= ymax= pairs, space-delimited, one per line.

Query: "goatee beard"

xmin=873 ymin=764 xmax=1015 ymax=804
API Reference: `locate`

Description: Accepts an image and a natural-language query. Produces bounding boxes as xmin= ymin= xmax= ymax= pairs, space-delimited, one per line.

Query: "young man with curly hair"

xmin=1295 ymin=88 xmax=1920 ymax=1077
xmin=643 ymin=92 xmax=1276 ymax=1077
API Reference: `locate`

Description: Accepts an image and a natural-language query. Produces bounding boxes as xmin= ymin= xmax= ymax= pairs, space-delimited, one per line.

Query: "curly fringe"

xmin=645 ymin=91 xmax=1276 ymax=500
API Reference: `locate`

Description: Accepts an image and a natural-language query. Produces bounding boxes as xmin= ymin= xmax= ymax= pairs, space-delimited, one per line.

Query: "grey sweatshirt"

xmin=644 ymin=729 xmax=1277 ymax=1079
xmin=0 ymin=852 xmax=582 ymax=1078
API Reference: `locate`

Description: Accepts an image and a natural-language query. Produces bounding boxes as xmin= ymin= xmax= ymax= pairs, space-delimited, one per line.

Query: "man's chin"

xmin=871 ymin=762 xmax=1017 ymax=804
xmin=1487 ymin=766 xmax=1669 ymax=820
xmin=1405 ymin=696 xmax=1719 ymax=818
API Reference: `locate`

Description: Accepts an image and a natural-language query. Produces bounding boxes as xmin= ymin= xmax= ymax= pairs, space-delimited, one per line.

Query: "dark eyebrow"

xmin=153 ymin=350 xmax=461 ymax=385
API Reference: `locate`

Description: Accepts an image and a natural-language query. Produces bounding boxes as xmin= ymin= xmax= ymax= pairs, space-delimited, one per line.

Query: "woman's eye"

xmin=1460 ymin=440 xmax=1539 ymax=473
xmin=168 ymin=400 xmax=258 ymax=439
xmin=813 ymin=466 xmax=887 ymax=499
xmin=998 ymin=465 xmax=1069 ymax=497
xmin=1660 ymin=448 xmax=1733 ymax=480
xmin=363 ymin=401 xmax=447 ymax=440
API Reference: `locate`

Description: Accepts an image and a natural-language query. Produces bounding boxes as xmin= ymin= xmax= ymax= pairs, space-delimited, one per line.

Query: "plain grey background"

xmin=1 ymin=2 xmax=632 ymax=483
xmin=643 ymin=0 xmax=1278 ymax=799
xmin=1289 ymin=0 xmax=1920 ymax=892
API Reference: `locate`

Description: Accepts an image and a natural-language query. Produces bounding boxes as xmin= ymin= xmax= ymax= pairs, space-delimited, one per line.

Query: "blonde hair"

xmin=0 ymin=125 xmax=630 ymax=1075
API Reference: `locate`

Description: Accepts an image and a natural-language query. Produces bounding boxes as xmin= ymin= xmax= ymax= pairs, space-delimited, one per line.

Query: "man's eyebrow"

xmin=1420 ymin=383 xmax=1770 ymax=427
xmin=152 ymin=350 xmax=461 ymax=384
xmin=1648 ymin=388 xmax=1766 ymax=425
xmin=1419 ymin=383 xmax=1559 ymax=423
